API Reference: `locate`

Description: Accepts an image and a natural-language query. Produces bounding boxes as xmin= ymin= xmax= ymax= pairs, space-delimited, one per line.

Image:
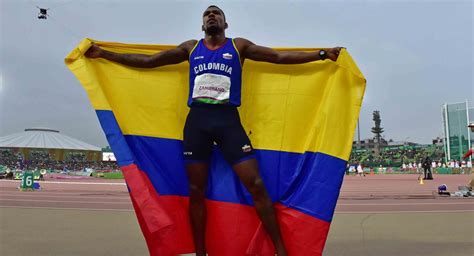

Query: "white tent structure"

xmin=0 ymin=128 xmax=101 ymax=161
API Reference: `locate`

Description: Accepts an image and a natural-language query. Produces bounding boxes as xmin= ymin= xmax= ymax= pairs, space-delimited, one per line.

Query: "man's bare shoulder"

xmin=178 ymin=39 xmax=199 ymax=52
xmin=233 ymin=38 xmax=254 ymax=53
xmin=233 ymin=37 xmax=253 ymax=45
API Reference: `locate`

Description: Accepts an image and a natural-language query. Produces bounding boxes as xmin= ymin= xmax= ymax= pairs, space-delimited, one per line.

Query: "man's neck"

xmin=204 ymin=33 xmax=226 ymax=49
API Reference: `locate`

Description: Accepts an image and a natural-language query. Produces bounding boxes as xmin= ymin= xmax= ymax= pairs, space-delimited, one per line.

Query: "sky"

xmin=0 ymin=0 xmax=472 ymax=148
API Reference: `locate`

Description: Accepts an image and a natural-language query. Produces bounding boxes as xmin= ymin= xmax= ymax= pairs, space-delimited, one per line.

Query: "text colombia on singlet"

xmin=193 ymin=62 xmax=233 ymax=75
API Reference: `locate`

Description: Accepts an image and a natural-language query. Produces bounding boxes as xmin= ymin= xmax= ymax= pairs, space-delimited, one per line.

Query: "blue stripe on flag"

xmin=125 ymin=134 xmax=346 ymax=222
xmin=96 ymin=110 xmax=346 ymax=222
xmin=96 ymin=110 xmax=135 ymax=166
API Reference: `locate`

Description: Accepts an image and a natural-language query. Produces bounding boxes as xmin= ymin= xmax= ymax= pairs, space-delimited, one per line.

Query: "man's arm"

xmin=235 ymin=38 xmax=341 ymax=64
xmin=85 ymin=40 xmax=197 ymax=68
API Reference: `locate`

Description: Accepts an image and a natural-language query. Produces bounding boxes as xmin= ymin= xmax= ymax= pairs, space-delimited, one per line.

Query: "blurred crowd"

xmin=0 ymin=150 xmax=119 ymax=171
xmin=349 ymin=146 xmax=448 ymax=168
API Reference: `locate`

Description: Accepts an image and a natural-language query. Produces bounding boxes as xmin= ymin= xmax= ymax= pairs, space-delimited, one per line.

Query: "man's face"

xmin=202 ymin=7 xmax=227 ymax=34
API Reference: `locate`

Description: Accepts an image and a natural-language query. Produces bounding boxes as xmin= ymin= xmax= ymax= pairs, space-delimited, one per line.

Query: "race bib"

xmin=192 ymin=73 xmax=231 ymax=104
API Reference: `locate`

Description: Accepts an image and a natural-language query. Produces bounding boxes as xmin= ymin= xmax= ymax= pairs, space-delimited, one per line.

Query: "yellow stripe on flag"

xmin=65 ymin=39 xmax=365 ymax=160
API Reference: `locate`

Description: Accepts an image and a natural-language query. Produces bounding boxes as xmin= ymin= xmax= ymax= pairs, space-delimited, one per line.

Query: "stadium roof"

xmin=0 ymin=128 xmax=101 ymax=151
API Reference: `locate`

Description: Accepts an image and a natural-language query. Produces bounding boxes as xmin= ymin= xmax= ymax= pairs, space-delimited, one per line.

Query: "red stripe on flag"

xmin=276 ymin=203 xmax=330 ymax=256
xmin=122 ymin=164 xmax=194 ymax=255
xmin=206 ymin=201 xmax=331 ymax=255
xmin=205 ymin=200 xmax=261 ymax=255
xmin=122 ymin=164 xmax=330 ymax=256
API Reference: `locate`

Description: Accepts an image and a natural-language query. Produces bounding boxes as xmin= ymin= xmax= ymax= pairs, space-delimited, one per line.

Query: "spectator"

xmin=378 ymin=165 xmax=385 ymax=174
xmin=357 ymin=163 xmax=365 ymax=177
xmin=422 ymin=156 xmax=433 ymax=180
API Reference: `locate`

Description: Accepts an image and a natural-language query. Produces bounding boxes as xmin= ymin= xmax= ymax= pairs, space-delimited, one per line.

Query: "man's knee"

xmin=247 ymin=178 xmax=266 ymax=197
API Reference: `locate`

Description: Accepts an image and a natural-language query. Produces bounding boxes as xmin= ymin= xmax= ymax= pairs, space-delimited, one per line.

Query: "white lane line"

xmin=0 ymin=199 xmax=131 ymax=204
xmin=335 ymin=210 xmax=474 ymax=214
xmin=337 ymin=202 xmax=474 ymax=206
xmin=1 ymin=207 xmax=471 ymax=214
xmin=0 ymin=180 xmax=126 ymax=185
xmin=0 ymin=194 xmax=130 ymax=200
xmin=0 ymin=191 xmax=129 ymax=196
xmin=0 ymin=206 xmax=133 ymax=212
xmin=2 ymin=193 xmax=471 ymax=206
xmin=1 ymin=195 xmax=472 ymax=206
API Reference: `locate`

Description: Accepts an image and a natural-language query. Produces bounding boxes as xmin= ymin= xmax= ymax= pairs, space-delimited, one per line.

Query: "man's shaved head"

xmin=206 ymin=5 xmax=226 ymax=21
xmin=202 ymin=5 xmax=228 ymax=34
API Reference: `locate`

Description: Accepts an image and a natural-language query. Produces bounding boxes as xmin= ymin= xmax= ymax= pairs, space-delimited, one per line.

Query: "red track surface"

xmin=1 ymin=174 xmax=473 ymax=213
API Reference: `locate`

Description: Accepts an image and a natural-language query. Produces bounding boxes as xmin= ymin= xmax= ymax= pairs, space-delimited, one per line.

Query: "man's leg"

xmin=232 ymin=158 xmax=287 ymax=256
xmin=185 ymin=162 xmax=209 ymax=256
xmin=183 ymin=107 xmax=214 ymax=255
xmin=212 ymin=107 xmax=286 ymax=254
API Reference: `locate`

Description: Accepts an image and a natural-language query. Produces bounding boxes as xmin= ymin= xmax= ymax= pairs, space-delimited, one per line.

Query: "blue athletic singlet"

xmin=188 ymin=38 xmax=242 ymax=106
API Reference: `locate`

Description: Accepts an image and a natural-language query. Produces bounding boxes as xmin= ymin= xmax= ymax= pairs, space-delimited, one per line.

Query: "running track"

xmin=1 ymin=174 xmax=472 ymax=213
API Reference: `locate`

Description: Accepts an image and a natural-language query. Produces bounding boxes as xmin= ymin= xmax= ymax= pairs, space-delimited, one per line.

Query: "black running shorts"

xmin=183 ymin=105 xmax=255 ymax=165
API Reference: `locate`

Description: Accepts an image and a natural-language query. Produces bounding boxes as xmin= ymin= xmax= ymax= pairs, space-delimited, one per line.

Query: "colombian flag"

xmin=65 ymin=39 xmax=365 ymax=256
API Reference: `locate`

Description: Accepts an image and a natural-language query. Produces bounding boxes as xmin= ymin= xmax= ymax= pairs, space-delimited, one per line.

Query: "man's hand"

xmin=85 ymin=44 xmax=103 ymax=58
xmin=82 ymin=40 xmax=194 ymax=68
xmin=327 ymin=47 xmax=343 ymax=61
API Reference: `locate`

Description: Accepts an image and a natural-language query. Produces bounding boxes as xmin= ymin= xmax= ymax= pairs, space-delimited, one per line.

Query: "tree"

xmin=371 ymin=110 xmax=384 ymax=155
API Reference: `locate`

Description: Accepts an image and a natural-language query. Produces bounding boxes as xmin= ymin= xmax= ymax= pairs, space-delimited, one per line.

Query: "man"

xmin=422 ymin=156 xmax=433 ymax=180
xmin=85 ymin=5 xmax=341 ymax=256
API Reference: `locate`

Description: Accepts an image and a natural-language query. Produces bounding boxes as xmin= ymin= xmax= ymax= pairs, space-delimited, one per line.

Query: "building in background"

xmin=352 ymin=138 xmax=388 ymax=152
xmin=442 ymin=101 xmax=473 ymax=162
xmin=0 ymin=128 xmax=102 ymax=162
